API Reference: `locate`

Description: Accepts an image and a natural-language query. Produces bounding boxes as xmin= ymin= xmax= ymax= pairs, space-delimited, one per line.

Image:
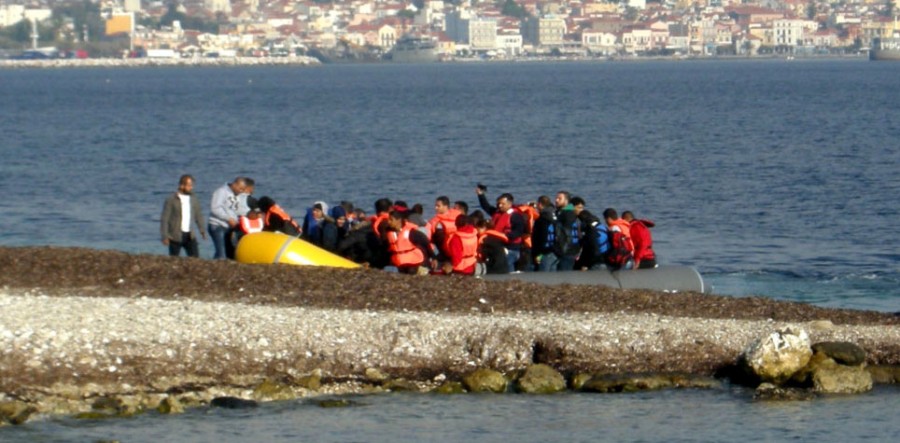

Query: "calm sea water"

xmin=1 ymin=60 xmax=898 ymax=440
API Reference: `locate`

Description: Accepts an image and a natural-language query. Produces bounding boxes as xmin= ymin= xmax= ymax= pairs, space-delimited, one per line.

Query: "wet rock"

xmin=811 ymin=360 xmax=873 ymax=394
xmin=0 ymin=401 xmax=37 ymax=425
xmin=462 ymin=368 xmax=508 ymax=393
xmin=296 ymin=372 xmax=322 ymax=391
xmin=515 ymin=364 xmax=566 ymax=394
xmin=791 ymin=352 xmax=873 ymax=394
xmin=365 ymin=368 xmax=388 ymax=383
xmin=91 ymin=396 xmax=140 ymax=417
xmin=252 ymin=379 xmax=296 ymax=401
xmin=867 ymin=365 xmax=900 ymax=384
xmin=317 ymin=398 xmax=357 ymax=408
xmin=382 ymin=378 xmax=420 ymax=392
xmin=432 ymin=381 xmax=465 ymax=394
xmin=570 ymin=373 xmax=593 ymax=391
xmin=210 ymin=396 xmax=258 ymax=409
xmin=811 ymin=341 xmax=867 ymax=366
xmin=740 ymin=327 xmax=812 ymax=385
xmin=580 ymin=373 xmax=675 ymax=393
xmin=156 ymin=396 xmax=184 ymax=415
xmin=753 ymin=383 xmax=816 ymax=401
xmin=578 ymin=373 xmax=720 ymax=393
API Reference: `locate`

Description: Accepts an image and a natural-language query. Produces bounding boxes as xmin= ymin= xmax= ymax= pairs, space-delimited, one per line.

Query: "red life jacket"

xmin=449 ymin=228 xmax=479 ymax=274
xmin=239 ymin=216 xmax=264 ymax=234
xmin=491 ymin=208 xmax=522 ymax=246
xmin=388 ymin=222 xmax=425 ymax=268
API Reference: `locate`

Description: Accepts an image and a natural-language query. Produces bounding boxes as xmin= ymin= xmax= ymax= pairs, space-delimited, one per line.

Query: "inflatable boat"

xmin=482 ymin=266 xmax=708 ymax=293
xmin=235 ymin=231 xmax=360 ymax=269
xmin=236 ymin=232 xmax=706 ymax=293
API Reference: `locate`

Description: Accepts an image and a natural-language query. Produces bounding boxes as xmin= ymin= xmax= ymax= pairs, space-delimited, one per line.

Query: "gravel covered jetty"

xmin=1 ymin=246 xmax=898 ymax=421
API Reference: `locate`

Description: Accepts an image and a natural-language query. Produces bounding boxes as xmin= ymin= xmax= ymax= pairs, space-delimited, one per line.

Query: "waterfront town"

xmin=0 ymin=0 xmax=898 ymax=61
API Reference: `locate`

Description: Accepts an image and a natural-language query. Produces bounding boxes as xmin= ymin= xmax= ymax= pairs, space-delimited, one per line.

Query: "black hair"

xmin=436 ymin=196 xmax=450 ymax=206
xmin=454 ymin=201 xmax=469 ymax=214
xmin=374 ymin=198 xmax=393 ymax=214
xmin=603 ymin=208 xmax=618 ymax=220
xmin=179 ymin=174 xmax=194 ymax=186
xmin=498 ymin=193 xmax=514 ymax=203
xmin=571 ymin=196 xmax=586 ymax=206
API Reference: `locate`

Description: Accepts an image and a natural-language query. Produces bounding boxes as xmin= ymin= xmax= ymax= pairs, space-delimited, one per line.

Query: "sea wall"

xmin=0 ymin=56 xmax=320 ymax=69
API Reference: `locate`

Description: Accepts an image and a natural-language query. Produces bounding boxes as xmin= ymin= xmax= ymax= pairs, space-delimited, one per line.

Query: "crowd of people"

xmin=160 ymin=175 xmax=657 ymax=275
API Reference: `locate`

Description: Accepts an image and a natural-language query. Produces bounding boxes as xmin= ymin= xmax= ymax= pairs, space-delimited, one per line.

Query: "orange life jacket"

xmin=450 ymin=229 xmax=479 ymax=273
xmin=428 ymin=209 xmax=462 ymax=238
xmin=265 ymin=204 xmax=301 ymax=233
xmin=516 ymin=204 xmax=538 ymax=249
xmin=388 ymin=222 xmax=425 ymax=268
xmin=239 ymin=216 xmax=264 ymax=234
xmin=371 ymin=212 xmax=391 ymax=235
xmin=477 ymin=229 xmax=509 ymax=262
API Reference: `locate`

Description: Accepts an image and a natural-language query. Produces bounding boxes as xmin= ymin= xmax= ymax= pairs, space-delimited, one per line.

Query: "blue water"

xmin=1 ymin=60 xmax=897 ymax=311
xmin=1 ymin=60 xmax=898 ymax=440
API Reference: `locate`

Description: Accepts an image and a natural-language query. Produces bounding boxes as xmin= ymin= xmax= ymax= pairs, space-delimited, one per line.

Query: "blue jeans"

xmin=209 ymin=224 xmax=229 ymax=259
xmin=557 ymin=255 xmax=576 ymax=271
xmin=538 ymin=253 xmax=559 ymax=272
xmin=506 ymin=248 xmax=520 ymax=273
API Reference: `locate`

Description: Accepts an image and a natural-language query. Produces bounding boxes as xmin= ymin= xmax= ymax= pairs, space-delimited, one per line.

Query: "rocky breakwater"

xmin=1 ymin=246 xmax=899 ymax=425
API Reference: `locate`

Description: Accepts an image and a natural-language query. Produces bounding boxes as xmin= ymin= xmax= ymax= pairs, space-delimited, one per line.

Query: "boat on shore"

xmin=388 ymin=36 xmax=439 ymax=63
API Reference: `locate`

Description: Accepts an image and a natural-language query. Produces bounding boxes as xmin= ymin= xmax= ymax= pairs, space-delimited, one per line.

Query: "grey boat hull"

xmin=482 ymin=265 xmax=708 ymax=293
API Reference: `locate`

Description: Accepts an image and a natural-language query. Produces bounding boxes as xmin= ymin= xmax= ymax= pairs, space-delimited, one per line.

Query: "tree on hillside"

xmin=500 ymin=0 xmax=529 ymax=19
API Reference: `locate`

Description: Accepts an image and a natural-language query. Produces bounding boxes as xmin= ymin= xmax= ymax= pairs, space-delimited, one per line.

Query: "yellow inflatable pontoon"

xmin=235 ymin=231 xmax=360 ymax=269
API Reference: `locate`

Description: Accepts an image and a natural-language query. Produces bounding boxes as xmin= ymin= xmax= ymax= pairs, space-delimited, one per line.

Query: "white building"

xmin=0 ymin=4 xmax=25 ymax=27
xmin=773 ymin=19 xmax=817 ymax=46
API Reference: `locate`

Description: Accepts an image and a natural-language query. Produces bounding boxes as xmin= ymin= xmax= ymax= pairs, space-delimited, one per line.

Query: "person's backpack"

xmin=593 ymin=222 xmax=610 ymax=255
xmin=542 ymin=217 xmax=557 ymax=251
xmin=605 ymin=227 xmax=634 ymax=268
xmin=554 ymin=216 xmax=582 ymax=257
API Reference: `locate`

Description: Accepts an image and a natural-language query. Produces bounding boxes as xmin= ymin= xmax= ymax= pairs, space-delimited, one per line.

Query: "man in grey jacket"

xmin=160 ymin=174 xmax=207 ymax=257
xmin=208 ymin=177 xmax=246 ymax=259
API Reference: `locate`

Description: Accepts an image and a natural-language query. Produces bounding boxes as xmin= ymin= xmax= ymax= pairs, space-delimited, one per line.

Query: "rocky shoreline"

xmin=0 ymin=56 xmax=320 ymax=69
xmin=1 ymin=246 xmax=898 ymax=425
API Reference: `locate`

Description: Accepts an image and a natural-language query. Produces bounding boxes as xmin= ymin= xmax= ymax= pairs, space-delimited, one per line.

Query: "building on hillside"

xmin=581 ymin=29 xmax=617 ymax=55
xmin=522 ymin=15 xmax=566 ymax=47
xmin=205 ymin=0 xmax=232 ymax=14
xmin=773 ymin=18 xmax=817 ymax=47
xmin=446 ymin=9 xmax=498 ymax=51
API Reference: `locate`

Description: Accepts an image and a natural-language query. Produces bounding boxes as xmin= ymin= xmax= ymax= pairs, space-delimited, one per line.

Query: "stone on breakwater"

xmin=579 ymin=373 xmax=721 ymax=393
xmin=791 ymin=350 xmax=873 ymax=394
xmin=463 ymin=368 xmax=508 ymax=393
xmin=156 ymin=396 xmax=184 ymax=415
xmin=252 ymin=379 xmax=297 ymax=401
xmin=740 ymin=327 xmax=812 ymax=385
xmin=867 ymin=365 xmax=900 ymax=384
xmin=753 ymin=383 xmax=817 ymax=401
xmin=432 ymin=381 xmax=465 ymax=394
xmin=515 ymin=364 xmax=566 ymax=394
xmin=811 ymin=341 xmax=867 ymax=366
xmin=210 ymin=396 xmax=259 ymax=409
xmin=0 ymin=400 xmax=37 ymax=426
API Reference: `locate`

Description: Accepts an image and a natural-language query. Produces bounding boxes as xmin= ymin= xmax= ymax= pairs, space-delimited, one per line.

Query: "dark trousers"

xmin=169 ymin=232 xmax=199 ymax=257
xmin=637 ymin=258 xmax=657 ymax=269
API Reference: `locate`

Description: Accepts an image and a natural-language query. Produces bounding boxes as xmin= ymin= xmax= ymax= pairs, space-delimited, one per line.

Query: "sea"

xmin=1 ymin=59 xmax=898 ymax=441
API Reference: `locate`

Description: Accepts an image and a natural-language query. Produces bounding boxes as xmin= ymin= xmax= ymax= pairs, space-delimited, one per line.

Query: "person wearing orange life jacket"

xmin=237 ymin=204 xmax=265 ymax=239
xmin=474 ymin=217 xmax=511 ymax=275
xmin=257 ymin=196 xmax=301 ymax=237
xmin=427 ymin=196 xmax=463 ymax=257
xmin=602 ymin=207 xmax=635 ymax=271
xmin=385 ymin=209 xmax=431 ymax=274
xmin=515 ymin=201 xmax=538 ymax=271
xmin=442 ymin=214 xmax=480 ymax=275
xmin=476 ymin=186 xmax=526 ymax=273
